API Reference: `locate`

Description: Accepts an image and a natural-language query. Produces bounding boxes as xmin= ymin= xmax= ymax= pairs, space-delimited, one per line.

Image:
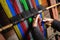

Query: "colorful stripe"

xmin=19 ymin=0 xmax=29 ymax=11
xmin=16 ymin=0 xmax=30 ymax=40
xmin=10 ymin=0 xmax=20 ymax=14
xmin=16 ymin=0 xmax=23 ymax=12
xmin=0 ymin=0 xmax=22 ymax=40
xmin=6 ymin=0 xmax=26 ymax=39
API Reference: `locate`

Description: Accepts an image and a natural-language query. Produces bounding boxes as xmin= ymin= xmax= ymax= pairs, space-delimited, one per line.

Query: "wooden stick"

xmin=0 ymin=24 xmax=13 ymax=32
xmin=38 ymin=3 xmax=60 ymax=13
xmin=46 ymin=3 xmax=60 ymax=9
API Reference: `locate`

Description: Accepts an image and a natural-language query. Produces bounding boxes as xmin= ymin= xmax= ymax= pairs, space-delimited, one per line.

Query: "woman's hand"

xmin=33 ymin=14 xmax=41 ymax=27
xmin=33 ymin=15 xmax=54 ymax=27
xmin=43 ymin=18 xmax=54 ymax=25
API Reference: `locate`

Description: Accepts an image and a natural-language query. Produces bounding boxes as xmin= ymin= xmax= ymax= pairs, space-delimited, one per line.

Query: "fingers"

xmin=36 ymin=14 xmax=40 ymax=23
xmin=36 ymin=14 xmax=40 ymax=20
xmin=33 ymin=14 xmax=40 ymax=27
xmin=43 ymin=18 xmax=52 ymax=22
xmin=33 ymin=18 xmax=36 ymax=21
xmin=33 ymin=18 xmax=37 ymax=27
xmin=43 ymin=18 xmax=53 ymax=26
xmin=33 ymin=14 xmax=43 ymax=23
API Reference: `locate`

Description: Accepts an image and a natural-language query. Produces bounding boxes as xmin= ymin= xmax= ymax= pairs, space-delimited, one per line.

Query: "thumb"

xmin=36 ymin=14 xmax=40 ymax=22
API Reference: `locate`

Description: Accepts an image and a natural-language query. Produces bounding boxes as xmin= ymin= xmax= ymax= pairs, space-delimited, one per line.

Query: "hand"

xmin=43 ymin=18 xmax=54 ymax=25
xmin=33 ymin=14 xmax=41 ymax=27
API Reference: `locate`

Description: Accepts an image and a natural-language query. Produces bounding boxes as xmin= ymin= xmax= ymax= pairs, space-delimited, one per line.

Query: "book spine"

xmin=19 ymin=0 xmax=29 ymax=11
xmin=31 ymin=0 xmax=37 ymax=10
xmin=0 ymin=0 xmax=12 ymax=18
xmin=10 ymin=0 xmax=20 ymax=14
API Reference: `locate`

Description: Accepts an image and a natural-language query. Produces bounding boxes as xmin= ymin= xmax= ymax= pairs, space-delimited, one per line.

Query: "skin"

xmin=43 ymin=18 xmax=54 ymax=26
xmin=33 ymin=14 xmax=54 ymax=27
xmin=33 ymin=14 xmax=40 ymax=27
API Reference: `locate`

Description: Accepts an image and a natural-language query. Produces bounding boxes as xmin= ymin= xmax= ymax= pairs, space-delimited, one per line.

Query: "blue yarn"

xmin=6 ymin=0 xmax=16 ymax=16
